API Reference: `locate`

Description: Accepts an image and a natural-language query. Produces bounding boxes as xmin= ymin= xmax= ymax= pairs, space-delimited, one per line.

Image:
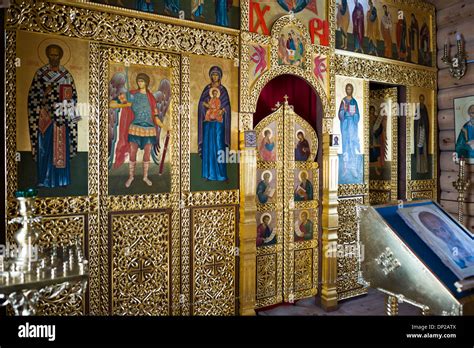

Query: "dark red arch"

xmin=253 ymin=74 xmax=323 ymax=134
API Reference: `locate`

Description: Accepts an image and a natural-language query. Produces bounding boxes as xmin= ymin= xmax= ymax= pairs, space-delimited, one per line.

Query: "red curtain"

xmin=253 ymin=74 xmax=320 ymax=131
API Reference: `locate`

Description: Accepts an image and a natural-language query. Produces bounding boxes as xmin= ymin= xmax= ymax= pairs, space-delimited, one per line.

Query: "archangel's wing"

xmin=151 ymin=79 xmax=172 ymax=165
xmin=108 ymin=72 xmax=127 ymax=169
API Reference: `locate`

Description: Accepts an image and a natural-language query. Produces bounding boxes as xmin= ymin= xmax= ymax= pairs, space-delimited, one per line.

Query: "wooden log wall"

xmin=430 ymin=0 xmax=474 ymax=231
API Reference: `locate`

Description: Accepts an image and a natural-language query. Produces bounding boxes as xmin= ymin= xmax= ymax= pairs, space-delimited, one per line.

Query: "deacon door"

xmin=254 ymin=101 xmax=319 ymax=309
xmin=368 ymin=88 xmax=398 ymax=205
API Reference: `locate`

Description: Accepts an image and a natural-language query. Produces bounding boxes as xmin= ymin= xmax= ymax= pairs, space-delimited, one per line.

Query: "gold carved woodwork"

xmin=294 ymin=248 xmax=314 ymax=293
xmin=36 ymin=281 xmax=86 ymax=316
xmin=111 ymin=212 xmax=171 ymax=315
xmin=3 ymin=0 xmax=440 ymax=315
xmin=337 ymin=197 xmax=367 ymax=299
xmin=406 ymin=86 xmax=437 ymax=201
xmin=38 ymin=215 xmax=85 ymax=248
xmin=191 ymin=206 xmax=237 ymax=316
xmin=239 ymin=14 xmax=334 ymax=121
xmin=369 ymin=87 xmax=398 ymax=205
xmin=256 ymin=253 xmax=278 ymax=299
xmin=96 ymin=45 xmax=182 ymax=316
xmin=5 ymin=0 xmax=241 ymax=316
xmin=30 ymin=215 xmax=87 ymax=316
xmin=6 ymin=0 xmax=239 ymax=60
xmin=334 ymin=53 xmax=436 ymax=90
xmin=254 ymin=102 xmax=319 ymax=308
xmin=369 ymin=191 xmax=391 ymax=206
xmin=284 ymin=105 xmax=319 ymax=302
xmin=254 ymin=107 xmax=284 ymax=309
xmin=320 ymin=134 xmax=339 ymax=310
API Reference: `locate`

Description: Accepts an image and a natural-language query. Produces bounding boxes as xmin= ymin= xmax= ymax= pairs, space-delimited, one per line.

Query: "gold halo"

xmin=209 ymin=87 xmax=221 ymax=98
xmin=129 ymin=70 xmax=157 ymax=93
xmin=298 ymin=170 xmax=309 ymax=182
xmin=201 ymin=64 xmax=229 ymax=86
xmin=341 ymin=79 xmax=357 ymax=97
xmin=461 ymin=102 xmax=474 ymax=122
xmin=261 ymin=170 xmax=273 ymax=182
xmin=295 ymin=129 xmax=306 ymax=140
xmin=38 ymin=38 xmax=72 ymax=66
xmin=299 ymin=210 xmax=310 ymax=221
xmin=262 ymin=127 xmax=274 ymax=139
xmin=260 ymin=213 xmax=272 ymax=224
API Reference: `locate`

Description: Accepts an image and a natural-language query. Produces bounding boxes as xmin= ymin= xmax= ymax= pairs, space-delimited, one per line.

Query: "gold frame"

xmin=240 ymin=0 xmax=437 ymax=306
xmin=285 ymin=105 xmax=319 ymax=302
xmin=254 ymin=107 xmax=284 ymax=309
xmin=406 ymin=86 xmax=438 ymax=201
xmin=4 ymin=0 xmax=438 ymax=315
xmin=253 ymin=103 xmax=320 ymax=308
xmin=5 ymin=0 xmax=240 ymax=316
xmin=336 ymin=78 xmax=370 ymax=198
xmin=96 ymin=45 xmax=181 ymax=315
xmin=368 ymin=87 xmax=399 ymax=204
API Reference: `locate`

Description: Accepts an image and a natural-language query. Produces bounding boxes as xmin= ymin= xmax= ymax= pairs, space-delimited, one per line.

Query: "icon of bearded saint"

xmin=27 ymin=44 xmax=80 ymax=188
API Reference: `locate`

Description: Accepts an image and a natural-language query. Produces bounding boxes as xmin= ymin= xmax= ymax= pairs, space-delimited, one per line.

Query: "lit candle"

xmin=456 ymin=32 xmax=462 ymax=42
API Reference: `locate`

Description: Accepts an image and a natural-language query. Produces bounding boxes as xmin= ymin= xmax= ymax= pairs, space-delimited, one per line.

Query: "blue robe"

xmin=257 ymin=180 xmax=269 ymax=204
xmin=192 ymin=0 xmax=204 ymax=17
xmin=339 ymin=0 xmax=348 ymax=15
xmin=215 ymin=0 xmax=229 ymax=26
xmin=37 ymin=124 xmax=71 ymax=187
xmin=456 ymin=121 xmax=474 ymax=160
xmin=27 ymin=65 xmax=79 ymax=188
xmin=136 ymin=0 xmax=154 ymax=12
xmin=339 ymin=97 xmax=361 ymax=159
xmin=295 ymin=139 xmax=310 ymax=161
xmin=198 ymin=83 xmax=231 ymax=181
xmin=164 ymin=0 xmax=180 ymax=14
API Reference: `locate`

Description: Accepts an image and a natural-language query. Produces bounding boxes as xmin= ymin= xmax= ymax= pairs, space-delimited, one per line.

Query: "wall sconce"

xmin=442 ymin=32 xmax=467 ymax=80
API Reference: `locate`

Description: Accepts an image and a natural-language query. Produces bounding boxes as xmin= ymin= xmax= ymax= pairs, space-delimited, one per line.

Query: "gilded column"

xmin=238 ymin=113 xmax=257 ymax=315
xmin=320 ymin=132 xmax=339 ymax=311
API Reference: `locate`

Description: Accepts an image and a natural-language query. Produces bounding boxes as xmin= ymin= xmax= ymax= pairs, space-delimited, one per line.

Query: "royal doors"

xmin=254 ymin=101 xmax=319 ymax=309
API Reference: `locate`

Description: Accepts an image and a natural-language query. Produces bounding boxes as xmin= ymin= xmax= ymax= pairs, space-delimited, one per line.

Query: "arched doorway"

xmin=253 ymin=74 xmax=324 ymax=309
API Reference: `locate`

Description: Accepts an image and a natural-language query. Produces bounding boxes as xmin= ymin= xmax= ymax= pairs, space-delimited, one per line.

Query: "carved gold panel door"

xmin=368 ymin=88 xmax=398 ymax=205
xmin=255 ymin=102 xmax=319 ymax=309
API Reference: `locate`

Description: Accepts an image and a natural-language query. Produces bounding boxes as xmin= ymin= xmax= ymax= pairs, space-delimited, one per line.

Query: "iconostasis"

xmin=4 ymin=0 xmax=437 ymax=316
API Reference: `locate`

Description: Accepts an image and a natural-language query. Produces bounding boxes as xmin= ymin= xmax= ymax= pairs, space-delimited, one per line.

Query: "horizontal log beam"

xmin=440 ymin=170 xmax=474 ymax=192
xmin=439 ymin=151 xmax=458 ymax=171
xmin=437 ymin=39 xmax=474 ymax=69
xmin=438 ymin=84 xmax=474 ymax=110
xmin=441 ymin=190 xmax=474 ymax=202
xmin=437 ymin=1 xmax=474 ymax=29
xmin=438 ymin=64 xmax=474 ymax=90
xmin=437 ymin=20 xmax=474 ymax=48
xmin=439 ymin=129 xmax=456 ymax=151
xmin=438 ymin=109 xmax=454 ymax=131
xmin=430 ymin=0 xmax=465 ymax=11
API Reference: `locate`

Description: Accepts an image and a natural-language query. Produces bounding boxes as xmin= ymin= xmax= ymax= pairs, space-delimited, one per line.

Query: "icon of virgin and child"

xmin=197 ymin=66 xmax=232 ymax=182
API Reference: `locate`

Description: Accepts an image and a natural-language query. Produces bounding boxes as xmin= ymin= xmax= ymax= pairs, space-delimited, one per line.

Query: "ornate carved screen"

xmin=254 ymin=102 xmax=319 ymax=309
